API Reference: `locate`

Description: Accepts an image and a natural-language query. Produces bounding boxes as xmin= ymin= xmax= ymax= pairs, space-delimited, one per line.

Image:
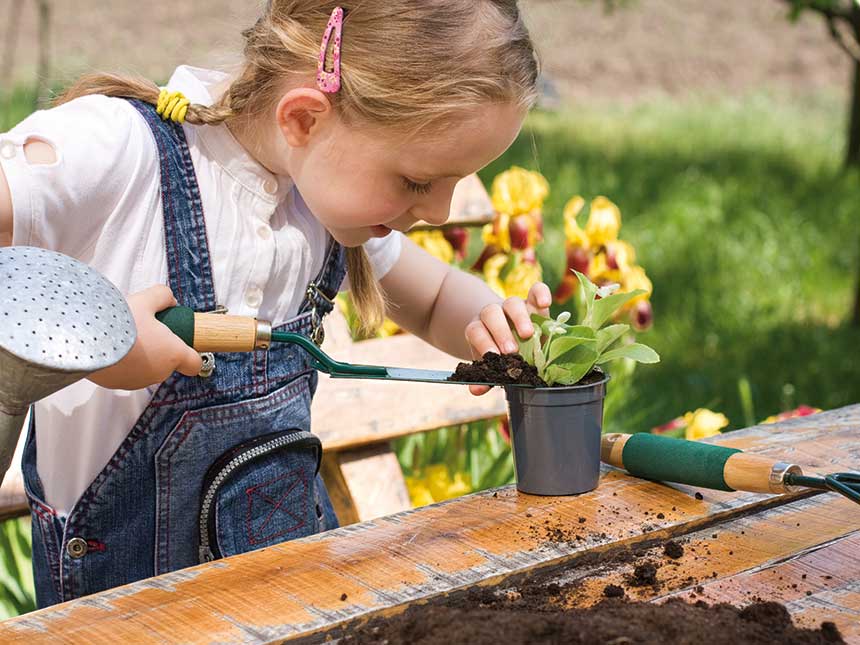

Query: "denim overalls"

xmin=21 ymin=100 xmax=346 ymax=607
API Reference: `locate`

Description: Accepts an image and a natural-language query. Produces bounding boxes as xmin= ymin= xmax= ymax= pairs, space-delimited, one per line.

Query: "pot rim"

xmin=508 ymin=368 xmax=611 ymax=394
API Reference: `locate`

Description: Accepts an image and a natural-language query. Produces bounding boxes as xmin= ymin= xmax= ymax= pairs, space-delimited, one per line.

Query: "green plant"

xmin=516 ymin=271 xmax=659 ymax=386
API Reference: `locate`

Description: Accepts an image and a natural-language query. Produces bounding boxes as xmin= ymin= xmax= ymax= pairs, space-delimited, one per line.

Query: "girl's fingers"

xmin=479 ymin=304 xmax=518 ymax=354
xmin=469 ymin=384 xmax=491 ymax=396
xmin=175 ymin=345 xmax=204 ymax=377
xmin=527 ymin=282 xmax=552 ymax=316
xmin=137 ymin=284 xmax=177 ymax=312
xmin=465 ymin=319 xmax=500 ymax=357
xmin=502 ymin=297 xmax=534 ymax=339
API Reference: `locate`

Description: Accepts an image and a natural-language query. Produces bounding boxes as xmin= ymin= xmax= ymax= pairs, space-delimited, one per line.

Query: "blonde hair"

xmin=60 ymin=1 xmax=539 ymax=334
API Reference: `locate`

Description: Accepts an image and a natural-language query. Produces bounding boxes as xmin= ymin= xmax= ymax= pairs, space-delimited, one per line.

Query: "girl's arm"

xmin=380 ymin=237 xmax=550 ymax=387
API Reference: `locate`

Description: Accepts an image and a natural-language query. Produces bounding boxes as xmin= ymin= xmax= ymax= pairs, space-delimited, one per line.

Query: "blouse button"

xmin=257 ymin=225 xmax=271 ymax=240
xmin=0 ymin=142 xmax=15 ymax=159
xmin=245 ymin=286 xmax=263 ymax=309
xmin=263 ymin=178 xmax=278 ymax=195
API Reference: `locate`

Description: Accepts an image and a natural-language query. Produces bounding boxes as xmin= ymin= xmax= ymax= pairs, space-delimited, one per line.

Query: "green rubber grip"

xmin=621 ymin=433 xmax=741 ymax=492
xmin=155 ymin=306 xmax=195 ymax=348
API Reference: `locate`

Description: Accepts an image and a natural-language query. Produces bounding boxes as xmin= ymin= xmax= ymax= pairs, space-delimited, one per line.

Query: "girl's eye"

xmin=402 ymin=177 xmax=433 ymax=195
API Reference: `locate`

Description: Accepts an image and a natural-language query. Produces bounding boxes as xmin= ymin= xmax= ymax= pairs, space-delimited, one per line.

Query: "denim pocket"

xmin=198 ymin=429 xmax=322 ymax=563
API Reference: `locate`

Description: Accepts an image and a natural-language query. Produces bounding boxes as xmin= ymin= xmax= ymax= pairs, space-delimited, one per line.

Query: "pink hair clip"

xmin=316 ymin=6 xmax=343 ymax=93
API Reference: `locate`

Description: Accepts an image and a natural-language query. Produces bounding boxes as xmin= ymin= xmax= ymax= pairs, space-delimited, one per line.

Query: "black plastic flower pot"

xmin=504 ymin=371 xmax=610 ymax=496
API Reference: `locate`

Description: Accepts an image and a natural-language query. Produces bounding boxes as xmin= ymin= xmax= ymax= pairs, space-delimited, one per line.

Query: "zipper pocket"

xmin=198 ymin=430 xmax=322 ymax=563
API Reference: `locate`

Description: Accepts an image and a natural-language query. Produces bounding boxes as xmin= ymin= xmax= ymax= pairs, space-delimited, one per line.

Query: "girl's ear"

xmin=275 ymin=88 xmax=333 ymax=147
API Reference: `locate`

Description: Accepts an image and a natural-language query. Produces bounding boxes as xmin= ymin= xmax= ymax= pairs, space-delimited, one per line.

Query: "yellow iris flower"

xmin=683 ymin=409 xmax=729 ymax=441
xmin=585 ymin=196 xmax=622 ymax=246
xmin=490 ymin=166 xmax=550 ymax=216
xmin=408 ymin=230 xmax=455 ymax=264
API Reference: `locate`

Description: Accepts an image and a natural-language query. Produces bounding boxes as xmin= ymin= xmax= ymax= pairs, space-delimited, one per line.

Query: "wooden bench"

xmin=0 ymin=173 xmax=505 ymax=524
xmin=2 ymin=405 xmax=856 ymax=641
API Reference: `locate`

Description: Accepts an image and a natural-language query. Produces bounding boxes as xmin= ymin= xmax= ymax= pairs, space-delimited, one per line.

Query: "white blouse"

xmin=0 ymin=65 xmax=402 ymax=513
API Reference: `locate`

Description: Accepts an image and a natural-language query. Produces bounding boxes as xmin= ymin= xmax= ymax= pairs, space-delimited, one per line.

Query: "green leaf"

xmin=590 ymin=289 xmax=645 ymax=329
xmin=544 ymin=360 xmax=595 ymax=386
xmin=572 ymin=270 xmax=597 ymax=323
xmin=596 ymin=343 xmax=660 ymax=365
xmin=596 ymin=323 xmax=630 ymax=354
xmin=546 ymin=326 xmax=596 ymax=363
xmin=515 ymin=323 xmax=542 ymax=367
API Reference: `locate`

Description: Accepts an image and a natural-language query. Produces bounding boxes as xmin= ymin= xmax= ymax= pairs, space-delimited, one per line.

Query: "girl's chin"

xmin=328 ymin=225 xmax=392 ymax=248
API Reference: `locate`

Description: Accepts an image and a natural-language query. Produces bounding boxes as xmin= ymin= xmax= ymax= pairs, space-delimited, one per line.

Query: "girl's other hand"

xmin=464 ymin=282 xmax=551 ymax=396
xmin=88 ymin=285 xmax=203 ymax=390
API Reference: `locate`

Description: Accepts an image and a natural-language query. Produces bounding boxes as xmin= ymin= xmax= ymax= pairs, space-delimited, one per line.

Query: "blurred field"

xmin=0 ymin=0 xmax=850 ymax=102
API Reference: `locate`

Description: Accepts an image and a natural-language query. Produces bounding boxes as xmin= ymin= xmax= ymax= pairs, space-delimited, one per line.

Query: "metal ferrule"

xmin=255 ymin=320 xmax=273 ymax=350
xmin=770 ymin=462 xmax=803 ymax=493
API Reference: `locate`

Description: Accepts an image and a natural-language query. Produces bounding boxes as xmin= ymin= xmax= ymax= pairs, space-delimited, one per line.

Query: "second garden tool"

xmin=155 ymin=306 xmax=519 ymax=387
xmin=0 ymin=246 xmax=137 ymax=479
xmin=601 ymin=432 xmax=860 ymax=506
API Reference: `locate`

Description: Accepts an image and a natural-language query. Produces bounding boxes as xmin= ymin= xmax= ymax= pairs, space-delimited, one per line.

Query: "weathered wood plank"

xmin=1 ymin=406 xmax=856 ymax=643
xmin=336 ymin=444 xmax=412 ymax=521
xmin=666 ymin=530 xmax=860 ymax=640
xmin=535 ymin=494 xmax=859 ymax=612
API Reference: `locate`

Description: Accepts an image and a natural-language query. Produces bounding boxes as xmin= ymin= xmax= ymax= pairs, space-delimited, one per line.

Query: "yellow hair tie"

xmin=156 ymin=89 xmax=190 ymax=123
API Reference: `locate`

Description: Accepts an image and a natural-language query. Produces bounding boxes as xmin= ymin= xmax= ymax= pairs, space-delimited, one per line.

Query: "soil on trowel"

xmin=449 ymin=352 xmax=547 ymax=387
xmin=342 ymin=597 xmax=844 ymax=645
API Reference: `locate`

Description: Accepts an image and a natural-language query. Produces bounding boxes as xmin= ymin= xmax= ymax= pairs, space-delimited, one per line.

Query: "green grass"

xmin=1 ymin=87 xmax=39 ymax=131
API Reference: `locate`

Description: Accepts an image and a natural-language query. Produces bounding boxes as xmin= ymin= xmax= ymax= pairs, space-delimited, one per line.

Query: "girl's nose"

xmin=414 ymin=189 xmax=454 ymax=227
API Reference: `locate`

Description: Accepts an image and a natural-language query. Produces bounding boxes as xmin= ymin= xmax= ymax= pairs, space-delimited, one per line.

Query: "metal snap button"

xmin=198 ymin=352 xmax=215 ymax=378
xmin=67 ymin=537 xmax=88 ymax=559
xmin=0 ymin=142 xmax=15 ymax=159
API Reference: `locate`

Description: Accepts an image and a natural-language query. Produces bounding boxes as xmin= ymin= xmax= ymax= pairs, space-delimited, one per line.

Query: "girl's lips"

xmin=371 ymin=225 xmax=392 ymax=237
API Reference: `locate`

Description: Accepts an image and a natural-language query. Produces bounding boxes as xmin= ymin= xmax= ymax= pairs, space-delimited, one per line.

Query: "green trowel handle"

xmin=269 ymin=330 xmax=388 ymax=378
xmin=600 ymin=433 xmax=802 ymax=494
xmin=155 ymin=306 xmax=387 ymax=378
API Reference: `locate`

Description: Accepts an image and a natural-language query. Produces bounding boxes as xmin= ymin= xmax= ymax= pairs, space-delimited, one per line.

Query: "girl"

xmin=0 ymin=1 xmax=550 ymax=606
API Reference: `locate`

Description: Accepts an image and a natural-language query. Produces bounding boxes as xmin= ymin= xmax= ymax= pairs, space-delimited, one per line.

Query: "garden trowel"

xmin=155 ymin=306 xmax=523 ymax=387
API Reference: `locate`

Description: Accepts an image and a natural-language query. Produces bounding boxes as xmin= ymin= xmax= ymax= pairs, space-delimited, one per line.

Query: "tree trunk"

xmin=848 ymin=58 xmax=860 ymax=167
xmin=851 ymin=8 xmax=860 ymax=325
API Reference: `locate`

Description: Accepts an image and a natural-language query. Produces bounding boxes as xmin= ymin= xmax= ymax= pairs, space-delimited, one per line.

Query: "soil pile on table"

xmin=449 ymin=352 xmax=547 ymax=387
xmin=342 ymin=597 xmax=843 ymax=644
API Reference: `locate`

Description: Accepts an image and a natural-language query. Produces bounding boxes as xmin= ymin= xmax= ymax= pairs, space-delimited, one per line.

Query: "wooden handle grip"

xmin=723 ymin=452 xmax=801 ymax=494
xmin=193 ymin=314 xmax=258 ymax=352
xmin=600 ymin=433 xmax=802 ymax=494
xmin=600 ymin=433 xmax=630 ymax=469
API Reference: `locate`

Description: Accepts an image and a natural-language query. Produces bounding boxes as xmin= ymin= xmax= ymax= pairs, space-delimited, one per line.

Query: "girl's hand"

xmin=88 ymin=285 xmax=203 ymax=390
xmin=464 ymin=282 xmax=551 ymax=396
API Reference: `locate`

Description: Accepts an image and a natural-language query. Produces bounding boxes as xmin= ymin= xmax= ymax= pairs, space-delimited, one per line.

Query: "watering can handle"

xmin=154 ymin=306 xmax=387 ymax=378
xmin=600 ymin=433 xmax=803 ymax=495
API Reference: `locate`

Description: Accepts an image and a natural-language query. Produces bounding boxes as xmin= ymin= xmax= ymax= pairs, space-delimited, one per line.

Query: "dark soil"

xmin=663 ymin=541 xmax=685 ymax=559
xmin=339 ymin=524 xmax=843 ymax=644
xmin=629 ymin=562 xmax=659 ymax=587
xmin=603 ymin=584 xmax=625 ymax=598
xmin=449 ymin=352 xmax=547 ymax=387
xmin=342 ymin=598 xmax=844 ymax=644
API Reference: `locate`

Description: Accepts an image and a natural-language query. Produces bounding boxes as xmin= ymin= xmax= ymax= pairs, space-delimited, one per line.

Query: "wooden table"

xmin=1 ymin=405 xmax=858 ymax=643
